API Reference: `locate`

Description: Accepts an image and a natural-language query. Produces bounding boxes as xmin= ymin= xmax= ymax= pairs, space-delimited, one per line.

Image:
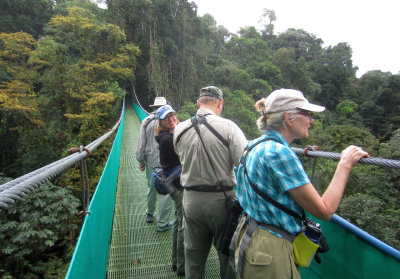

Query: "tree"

xmin=339 ymin=193 xmax=400 ymax=249
xmin=335 ymin=99 xmax=362 ymax=126
xmin=107 ymin=0 xmax=206 ymax=107
xmin=270 ymin=28 xmax=323 ymax=61
xmin=33 ymin=6 xmax=139 ymax=142
xmin=0 ymin=0 xmax=54 ymax=38
xmin=259 ymin=9 xmax=276 ymax=40
xmin=310 ymin=43 xmax=357 ymax=110
xmin=0 ymin=32 xmax=40 ymax=120
xmin=0 ymin=178 xmax=80 ymax=278
xmin=0 ymin=32 xmax=44 ymax=176
xmin=222 ymin=89 xmax=259 ymax=139
xmin=272 ymin=47 xmax=320 ymax=94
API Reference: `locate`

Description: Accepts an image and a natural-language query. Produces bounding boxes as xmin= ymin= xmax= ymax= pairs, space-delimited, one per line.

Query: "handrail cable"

xmin=132 ymin=83 xmax=148 ymax=114
xmin=294 ymin=147 xmax=400 ymax=169
xmin=0 ymin=98 xmax=125 ymax=209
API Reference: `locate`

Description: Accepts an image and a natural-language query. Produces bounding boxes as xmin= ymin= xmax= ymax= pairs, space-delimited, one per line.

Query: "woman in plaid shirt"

xmin=233 ymin=89 xmax=369 ymax=279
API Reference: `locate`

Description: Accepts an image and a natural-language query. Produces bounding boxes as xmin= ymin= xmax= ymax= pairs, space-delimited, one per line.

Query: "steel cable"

xmin=132 ymin=83 xmax=148 ymax=114
xmin=292 ymin=147 xmax=400 ymax=169
xmin=0 ymin=99 xmax=125 ymax=209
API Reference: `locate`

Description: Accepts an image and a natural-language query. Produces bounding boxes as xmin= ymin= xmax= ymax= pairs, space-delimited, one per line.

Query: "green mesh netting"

xmin=65 ymin=109 xmax=125 ymax=279
xmin=133 ymin=102 xmax=148 ymax=122
xmin=301 ymin=216 xmax=400 ymax=279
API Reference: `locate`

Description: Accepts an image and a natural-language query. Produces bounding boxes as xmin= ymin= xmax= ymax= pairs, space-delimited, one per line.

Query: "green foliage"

xmin=1 ymin=0 xmax=400 ymax=268
xmin=339 ymin=194 xmax=400 ymax=249
xmin=175 ymin=101 xmax=197 ymax=122
xmin=222 ymin=89 xmax=259 ymax=139
xmin=309 ymin=124 xmax=379 ymax=154
xmin=0 ymin=0 xmax=54 ymax=38
xmin=0 ymin=178 xmax=80 ymax=278
xmin=335 ymin=99 xmax=362 ymax=126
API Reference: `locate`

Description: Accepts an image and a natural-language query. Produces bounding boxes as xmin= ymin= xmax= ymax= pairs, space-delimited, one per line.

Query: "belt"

xmin=259 ymin=223 xmax=296 ymax=243
xmin=182 ymin=185 xmax=234 ymax=192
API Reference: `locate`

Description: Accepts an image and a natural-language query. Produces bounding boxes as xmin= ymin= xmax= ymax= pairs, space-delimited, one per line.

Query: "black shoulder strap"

xmin=191 ymin=116 xmax=226 ymax=189
xmin=175 ymin=114 xmax=229 ymax=149
xmin=241 ymin=138 xmax=306 ymax=221
xmin=144 ymin=114 xmax=156 ymax=129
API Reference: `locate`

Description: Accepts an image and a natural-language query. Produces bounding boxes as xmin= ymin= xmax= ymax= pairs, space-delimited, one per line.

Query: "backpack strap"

xmin=240 ymin=138 xmax=306 ymax=221
xmin=143 ymin=114 xmax=156 ymax=129
xmin=175 ymin=114 xmax=229 ymax=149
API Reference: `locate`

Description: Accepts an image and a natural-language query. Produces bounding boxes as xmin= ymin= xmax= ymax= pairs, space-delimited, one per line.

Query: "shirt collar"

xmin=264 ymin=130 xmax=290 ymax=147
xmin=196 ymin=108 xmax=215 ymax=116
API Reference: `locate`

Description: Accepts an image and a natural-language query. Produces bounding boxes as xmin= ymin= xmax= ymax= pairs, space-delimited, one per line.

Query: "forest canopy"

xmin=0 ymin=0 xmax=399 ymax=277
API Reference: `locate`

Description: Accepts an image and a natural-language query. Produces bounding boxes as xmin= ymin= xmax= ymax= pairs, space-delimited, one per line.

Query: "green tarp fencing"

xmin=66 ymin=108 xmax=125 ymax=279
xmin=301 ymin=215 xmax=400 ymax=279
xmin=133 ymin=102 xmax=148 ymax=122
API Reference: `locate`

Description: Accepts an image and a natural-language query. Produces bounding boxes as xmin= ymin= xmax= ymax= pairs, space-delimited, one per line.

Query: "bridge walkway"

xmin=107 ymin=104 xmax=220 ymax=278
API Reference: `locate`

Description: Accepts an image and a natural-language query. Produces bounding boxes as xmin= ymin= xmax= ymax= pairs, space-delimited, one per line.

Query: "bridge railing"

xmin=65 ymin=104 xmax=125 ymax=279
xmin=291 ymin=148 xmax=400 ymax=278
xmin=0 ymin=99 xmax=125 ymax=209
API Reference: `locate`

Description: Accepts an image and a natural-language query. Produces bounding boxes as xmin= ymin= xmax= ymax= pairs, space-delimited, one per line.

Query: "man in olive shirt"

xmin=173 ymin=86 xmax=247 ymax=279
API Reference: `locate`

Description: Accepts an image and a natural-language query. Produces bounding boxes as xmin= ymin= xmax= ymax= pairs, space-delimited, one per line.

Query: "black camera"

xmin=153 ymin=168 xmax=175 ymax=195
xmin=304 ymin=218 xmax=329 ymax=263
xmin=218 ymin=197 xmax=243 ymax=256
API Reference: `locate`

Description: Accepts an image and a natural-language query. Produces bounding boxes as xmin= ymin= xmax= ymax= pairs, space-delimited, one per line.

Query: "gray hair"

xmin=255 ymin=99 xmax=300 ymax=132
xmin=198 ymin=96 xmax=219 ymax=104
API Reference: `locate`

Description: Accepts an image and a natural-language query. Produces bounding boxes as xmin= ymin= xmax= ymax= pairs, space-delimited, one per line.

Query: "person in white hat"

xmin=232 ymin=89 xmax=369 ymax=279
xmin=136 ymin=97 xmax=173 ymax=230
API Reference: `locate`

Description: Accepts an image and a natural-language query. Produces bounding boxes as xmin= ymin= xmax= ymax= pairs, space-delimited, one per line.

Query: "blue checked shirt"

xmin=236 ymin=130 xmax=310 ymax=235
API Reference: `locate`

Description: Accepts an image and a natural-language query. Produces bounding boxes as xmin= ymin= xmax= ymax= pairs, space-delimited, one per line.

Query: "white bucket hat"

xmin=264 ymin=89 xmax=325 ymax=113
xmin=149 ymin=97 xmax=167 ymax=107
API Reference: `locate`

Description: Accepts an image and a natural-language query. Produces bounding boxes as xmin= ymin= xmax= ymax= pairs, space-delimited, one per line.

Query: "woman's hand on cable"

xmin=339 ymin=145 xmax=369 ymax=168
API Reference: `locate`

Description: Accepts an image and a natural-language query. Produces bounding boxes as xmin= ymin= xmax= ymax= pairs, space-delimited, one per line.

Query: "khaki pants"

xmin=183 ymin=192 xmax=236 ymax=279
xmin=233 ymin=217 xmax=300 ymax=279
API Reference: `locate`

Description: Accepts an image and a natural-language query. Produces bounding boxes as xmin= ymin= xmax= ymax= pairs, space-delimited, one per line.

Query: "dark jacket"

xmin=155 ymin=130 xmax=180 ymax=172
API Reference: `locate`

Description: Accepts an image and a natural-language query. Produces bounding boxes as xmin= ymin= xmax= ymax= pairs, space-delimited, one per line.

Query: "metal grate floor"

xmin=107 ymin=105 xmax=220 ymax=278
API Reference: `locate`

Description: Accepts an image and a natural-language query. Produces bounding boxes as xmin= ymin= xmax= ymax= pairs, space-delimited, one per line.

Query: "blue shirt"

xmin=236 ymin=130 xmax=310 ymax=235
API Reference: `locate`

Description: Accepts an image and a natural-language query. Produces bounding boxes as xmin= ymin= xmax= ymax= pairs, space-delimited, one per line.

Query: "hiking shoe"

xmin=146 ymin=213 xmax=154 ymax=223
xmin=156 ymin=221 xmax=174 ymax=232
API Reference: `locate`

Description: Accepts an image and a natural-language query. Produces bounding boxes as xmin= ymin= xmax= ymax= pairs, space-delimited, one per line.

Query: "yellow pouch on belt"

xmin=293 ymin=232 xmax=319 ymax=267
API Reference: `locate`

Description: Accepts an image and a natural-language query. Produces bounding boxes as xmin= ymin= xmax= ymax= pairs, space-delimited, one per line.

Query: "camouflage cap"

xmin=199 ymin=86 xmax=223 ymax=99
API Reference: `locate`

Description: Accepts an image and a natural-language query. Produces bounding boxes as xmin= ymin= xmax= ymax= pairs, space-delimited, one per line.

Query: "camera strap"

xmin=190 ymin=116 xmax=231 ymax=198
xmin=175 ymin=114 xmax=230 ymax=148
xmin=240 ymin=137 xmax=306 ymax=222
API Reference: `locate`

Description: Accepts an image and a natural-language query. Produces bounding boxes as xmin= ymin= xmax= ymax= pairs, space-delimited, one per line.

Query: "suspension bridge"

xmin=1 ymin=99 xmax=400 ymax=278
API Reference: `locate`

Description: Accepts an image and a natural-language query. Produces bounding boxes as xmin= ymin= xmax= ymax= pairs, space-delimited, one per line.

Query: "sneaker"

xmin=146 ymin=213 xmax=154 ymax=223
xmin=156 ymin=221 xmax=174 ymax=232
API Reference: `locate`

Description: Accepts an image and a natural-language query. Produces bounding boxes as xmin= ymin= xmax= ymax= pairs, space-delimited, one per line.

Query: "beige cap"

xmin=264 ymin=89 xmax=325 ymax=113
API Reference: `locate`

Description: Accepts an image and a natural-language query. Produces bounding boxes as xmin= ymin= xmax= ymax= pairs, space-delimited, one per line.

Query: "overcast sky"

xmin=194 ymin=0 xmax=400 ymax=78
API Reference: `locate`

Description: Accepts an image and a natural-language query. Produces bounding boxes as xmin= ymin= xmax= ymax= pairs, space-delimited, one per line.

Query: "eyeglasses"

xmin=163 ymin=113 xmax=176 ymax=120
xmin=296 ymin=111 xmax=313 ymax=120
